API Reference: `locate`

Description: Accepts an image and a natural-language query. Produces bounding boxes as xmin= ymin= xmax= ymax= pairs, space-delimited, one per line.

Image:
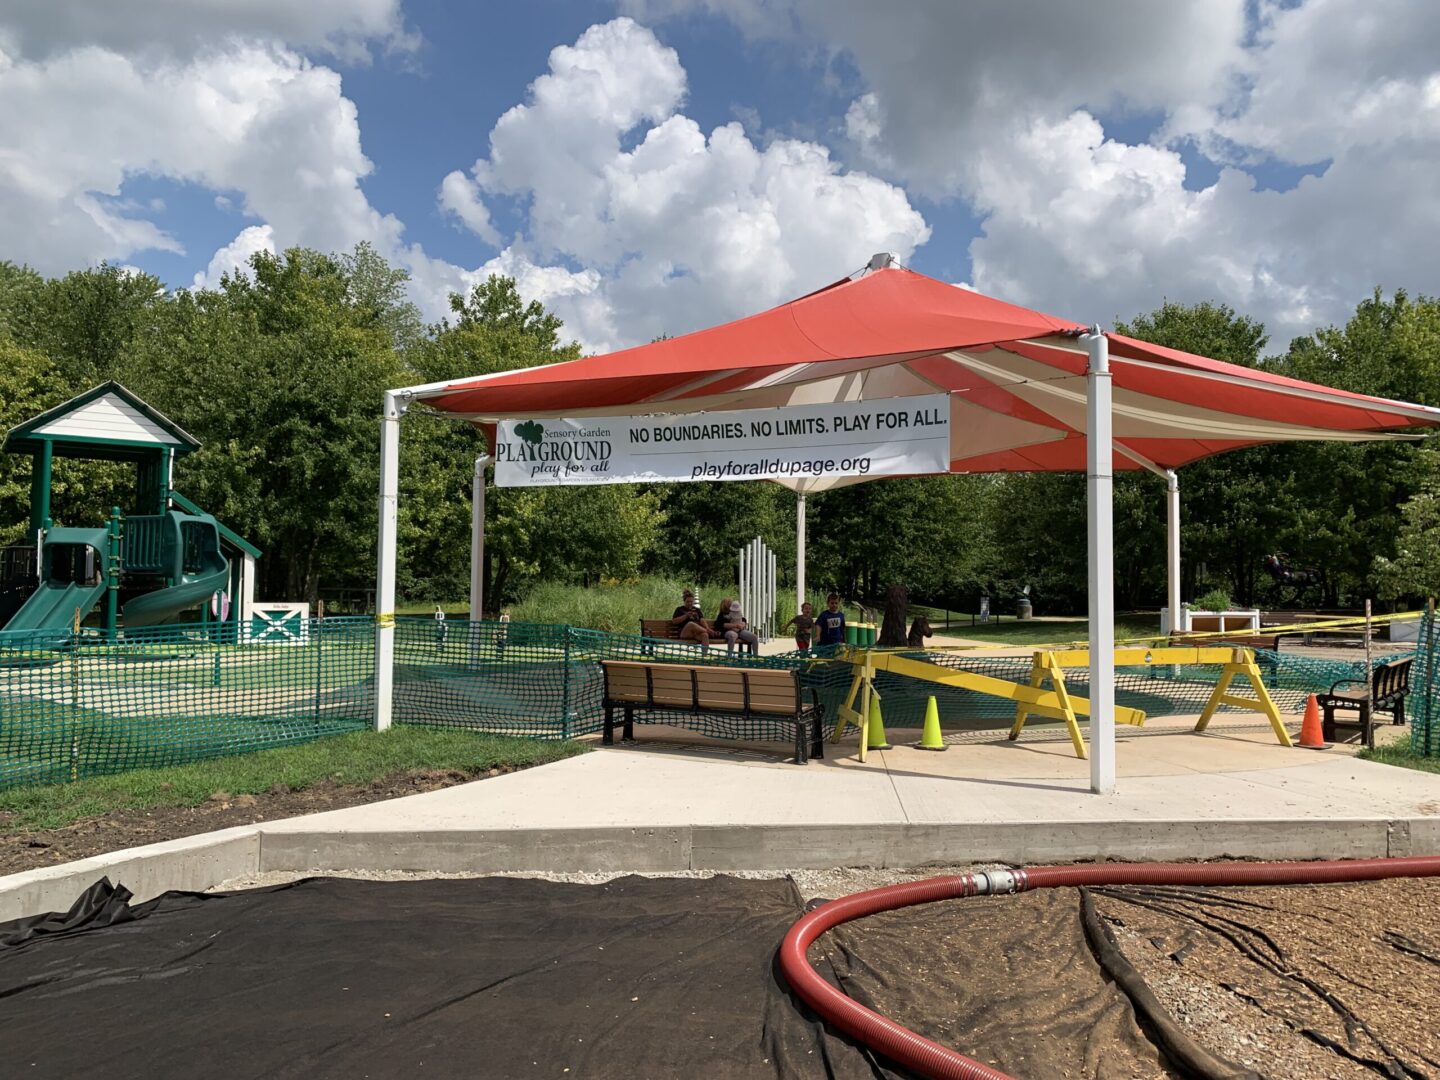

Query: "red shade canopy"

xmin=412 ymin=265 xmax=1439 ymax=489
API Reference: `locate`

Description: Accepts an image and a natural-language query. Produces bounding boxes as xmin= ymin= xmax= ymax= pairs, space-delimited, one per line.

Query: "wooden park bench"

xmin=639 ymin=618 xmax=685 ymax=642
xmin=1318 ymin=657 xmax=1413 ymax=748
xmin=600 ymin=659 xmax=825 ymax=764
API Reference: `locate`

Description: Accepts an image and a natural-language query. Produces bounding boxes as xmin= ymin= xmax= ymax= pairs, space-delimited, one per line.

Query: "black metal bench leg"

xmin=603 ymin=704 xmax=614 ymax=746
xmin=623 ymin=706 xmax=635 ymax=742
xmin=1321 ymin=703 xmax=1337 ymax=742
xmin=811 ymin=709 xmax=825 ymax=761
xmin=1394 ymin=695 xmax=1406 ymax=725
xmin=1361 ymin=702 xmax=1374 ymax=750
xmin=794 ymin=720 xmax=807 ymax=765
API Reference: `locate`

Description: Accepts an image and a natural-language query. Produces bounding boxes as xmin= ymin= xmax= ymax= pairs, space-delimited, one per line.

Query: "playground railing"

xmin=1 ymin=608 xmax=1435 ymax=793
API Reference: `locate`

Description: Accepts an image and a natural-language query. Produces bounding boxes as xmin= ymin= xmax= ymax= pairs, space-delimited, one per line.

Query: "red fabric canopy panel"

xmin=413 ymin=266 xmax=1439 ymax=487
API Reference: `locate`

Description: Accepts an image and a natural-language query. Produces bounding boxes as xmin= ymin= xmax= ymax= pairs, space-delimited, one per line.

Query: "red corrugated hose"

xmin=778 ymin=856 xmax=1440 ymax=1080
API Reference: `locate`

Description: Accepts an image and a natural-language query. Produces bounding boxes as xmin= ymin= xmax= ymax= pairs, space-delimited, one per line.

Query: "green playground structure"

xmin=0 ymin=382 xmax=260 ymax=636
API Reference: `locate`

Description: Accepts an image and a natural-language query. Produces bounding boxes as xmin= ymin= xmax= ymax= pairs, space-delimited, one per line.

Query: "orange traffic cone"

xmin=1297 ymin=693 xmax=1329 ymax=749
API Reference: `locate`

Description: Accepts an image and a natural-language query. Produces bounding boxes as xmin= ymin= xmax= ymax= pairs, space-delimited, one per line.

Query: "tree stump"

xmin=878 ymin=584 xmax=909 ymax=647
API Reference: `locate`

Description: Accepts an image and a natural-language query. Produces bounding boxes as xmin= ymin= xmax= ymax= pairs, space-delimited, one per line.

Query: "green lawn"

xmin=923 ymin=613 xmax=1163 ymax=647
xmin=0 ymin=726 xmax=588 ymax=832
xmin=1356 ymin=742 xmax=1440 ymax=774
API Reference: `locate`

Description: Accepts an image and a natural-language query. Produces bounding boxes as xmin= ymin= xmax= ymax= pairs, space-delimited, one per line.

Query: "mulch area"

xmin=0 ymin=766 xmax=515 ymax=877
xmin=1099 ymin=878 xmax=1440 ymax=1080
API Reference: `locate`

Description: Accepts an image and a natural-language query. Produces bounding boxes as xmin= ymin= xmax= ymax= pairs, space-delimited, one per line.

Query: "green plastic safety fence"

xmin=3 ymin=612 xmax=1433 ymax=791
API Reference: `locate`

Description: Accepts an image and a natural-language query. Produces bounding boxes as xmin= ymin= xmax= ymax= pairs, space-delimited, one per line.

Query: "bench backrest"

xmin=602 ymin=660 xmax=801 ymax=715
xmin=639 ymin=619 xmax=683 ymax=641
xmin=1374 ymin=657 xmax=1413 ymax=700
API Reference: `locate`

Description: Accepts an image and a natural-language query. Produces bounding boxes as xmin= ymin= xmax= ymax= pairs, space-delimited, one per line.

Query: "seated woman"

xmin=715 ymin=598 xmax=759 ymax=656
xmin=670 ymin=588 xmax=715 ymax=647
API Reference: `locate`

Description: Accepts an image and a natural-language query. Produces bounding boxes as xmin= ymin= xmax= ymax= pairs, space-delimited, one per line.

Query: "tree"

xmin=409 ymin=275 xmax=662 ymax=608
xmin=1373 ymin=448 xmax=1440 ymax=603
xmin=0 ymin=342 xmax=64 ymax=546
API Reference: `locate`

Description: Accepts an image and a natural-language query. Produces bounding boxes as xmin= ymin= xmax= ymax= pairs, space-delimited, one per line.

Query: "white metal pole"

xmin=796 ymin=492 xmax=807 ymax=616
xmin=1165 ymin=469 xmax=1181 ymax=636
xmin=374 ymin=391 xmax=403 ymax=732
xmin=1085 ymin=328 xmax=1115 ymax=794
xmin=469 ymin=454 xmax=490 ymax=622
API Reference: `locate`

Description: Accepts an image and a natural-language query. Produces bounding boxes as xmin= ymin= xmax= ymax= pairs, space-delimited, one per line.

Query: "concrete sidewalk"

xmin=6 ymin=725 xmax=1440 ymax=920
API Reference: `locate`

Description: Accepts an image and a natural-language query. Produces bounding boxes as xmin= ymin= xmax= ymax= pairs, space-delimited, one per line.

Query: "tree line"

xmin=1 ymin=246 xmax=1436 ymax=615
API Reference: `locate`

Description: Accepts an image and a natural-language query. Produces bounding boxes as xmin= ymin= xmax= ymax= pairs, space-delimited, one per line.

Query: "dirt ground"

xmin=0 ymin=766 xmax=510 ymax=876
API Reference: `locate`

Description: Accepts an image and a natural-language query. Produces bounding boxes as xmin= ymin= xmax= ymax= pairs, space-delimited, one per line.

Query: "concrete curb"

xmin=0 ymin=825 xmax=261 ymax=923
xmin=4 ymin=817 xmax=1437 ymax=921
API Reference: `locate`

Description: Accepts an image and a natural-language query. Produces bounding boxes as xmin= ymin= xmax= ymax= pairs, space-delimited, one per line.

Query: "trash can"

xmin=1016 ymin=598 xmax=1033 ymax=621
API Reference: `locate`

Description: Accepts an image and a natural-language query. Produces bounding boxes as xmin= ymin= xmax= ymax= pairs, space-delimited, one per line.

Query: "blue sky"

xmin=0 ymin=1 xmax=1434 ymax=351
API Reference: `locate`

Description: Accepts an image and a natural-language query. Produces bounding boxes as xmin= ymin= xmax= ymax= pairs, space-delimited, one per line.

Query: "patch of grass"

xmin=0 ymin=727 xmax=588 ymax=833
xmin=924 ymin=614 xmax=1162 ymax=647
xmin=511 ymin=577 xmax=735 ymax=634
xmin=1357 ymin=742 xmax=1440 ymax=774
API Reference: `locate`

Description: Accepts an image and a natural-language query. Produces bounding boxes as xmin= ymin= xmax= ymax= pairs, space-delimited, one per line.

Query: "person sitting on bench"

xmin=670 ymin=588 xmax=715 ymax=646
xmin=715 ymin=598 xmax=759 ymax=656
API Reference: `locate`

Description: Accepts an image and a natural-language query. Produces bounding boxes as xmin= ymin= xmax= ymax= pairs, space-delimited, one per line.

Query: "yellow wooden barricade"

xmin=831 ymin=644 xmax=1291 ymax=761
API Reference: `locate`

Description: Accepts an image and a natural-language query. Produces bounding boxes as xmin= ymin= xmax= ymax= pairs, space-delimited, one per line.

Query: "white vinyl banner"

xmin=493 ymin=394 xmax=950 ymax=487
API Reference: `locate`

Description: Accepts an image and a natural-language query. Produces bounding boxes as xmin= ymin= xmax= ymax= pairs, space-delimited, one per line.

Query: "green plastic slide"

xmin=123 ymin=551 xmax=228 ymax=628
xmin=2 ymin=528 xmax=109 ymax=632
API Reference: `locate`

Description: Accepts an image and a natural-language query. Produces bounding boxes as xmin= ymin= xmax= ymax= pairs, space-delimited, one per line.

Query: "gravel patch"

xmin=210 ymin=864 xmax=990 ymax=898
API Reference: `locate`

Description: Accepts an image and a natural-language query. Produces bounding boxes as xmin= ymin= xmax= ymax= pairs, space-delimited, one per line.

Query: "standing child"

xmin=816 ymin=592 xmax=846 ymax=647
xmin=783 ymin=602 xmax=817 ymax=653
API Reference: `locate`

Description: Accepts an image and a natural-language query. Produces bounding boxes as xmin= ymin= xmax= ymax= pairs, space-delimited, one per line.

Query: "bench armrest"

xmin=1327 ymin=677 xmax=1365 ymax=694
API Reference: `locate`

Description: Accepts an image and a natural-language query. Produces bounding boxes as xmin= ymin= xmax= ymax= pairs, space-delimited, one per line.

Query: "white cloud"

xmin=437 ymin=171 xmax=500 ymax=247
xmin=0 ymin=42 xmax=402 ymax=277
xmin=0 ymin=0 xmax=413 ymax=64
xmin=191 ymin=224 xmax=276 ymax=290
xmin=627 ymin=0 xmax=1440 ymax=342
xmin=440 ymin=17 xmax=931 ymax=350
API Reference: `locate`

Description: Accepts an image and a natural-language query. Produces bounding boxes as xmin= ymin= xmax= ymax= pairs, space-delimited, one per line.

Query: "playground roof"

xmin=409 ymin=264 xmax=1440 ymax=490
xmin=4 ymin=381 xmax=201 ymax=462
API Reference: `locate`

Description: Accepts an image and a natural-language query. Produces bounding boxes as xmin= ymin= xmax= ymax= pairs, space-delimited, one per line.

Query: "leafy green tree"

xmin=0 ymin=341 xmax=64 ymax=546
xmin=1373 ymin=448 xmax=1440 ymax=602
xmin=29 ymin=264 xmax=166 ymax=386
xmin=0 ymin=261 xmax=45 ymax=346
xmin=408 ymin=275 xmax=664 ymax=608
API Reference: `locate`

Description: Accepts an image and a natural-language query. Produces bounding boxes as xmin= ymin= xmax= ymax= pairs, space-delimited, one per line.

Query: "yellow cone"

xmin=916 ymin=695 xmax=946 ymax=751
xmin=867 ymin=693 xmax=891 ymax=750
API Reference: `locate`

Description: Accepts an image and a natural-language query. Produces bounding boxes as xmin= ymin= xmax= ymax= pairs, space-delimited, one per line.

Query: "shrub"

xmin=1192 ymin=588 xmax=1235 ymax=612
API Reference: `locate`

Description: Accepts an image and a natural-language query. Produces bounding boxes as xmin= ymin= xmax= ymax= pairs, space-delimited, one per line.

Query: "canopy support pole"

xmin=1084 ymin=328 xmax=1115 ymax=795
xmin=470 ymin=454 xmax=490 ymax=621
xmin=1166 ymin=469 xmax=1181 ymax=636
xmin=374 ymin=391 xmax=403 ymax=732
xmin=796 ymin=492 xmax=806 ymax=615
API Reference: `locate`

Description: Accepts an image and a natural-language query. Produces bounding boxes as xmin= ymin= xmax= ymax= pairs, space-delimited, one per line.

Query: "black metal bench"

xmin=1318 ymin=657 xmax=1413 ymax=748
xmin=600 ymin=659 xmax=824 ymax=764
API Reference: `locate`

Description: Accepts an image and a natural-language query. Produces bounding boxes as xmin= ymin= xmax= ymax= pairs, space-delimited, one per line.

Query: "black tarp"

xmin=0 ymin=876 xmax=1178 ymax=1080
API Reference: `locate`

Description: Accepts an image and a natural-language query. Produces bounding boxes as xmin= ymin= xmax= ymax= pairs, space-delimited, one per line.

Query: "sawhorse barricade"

xmin=830 ymin=644 xmax=1291 ymax=761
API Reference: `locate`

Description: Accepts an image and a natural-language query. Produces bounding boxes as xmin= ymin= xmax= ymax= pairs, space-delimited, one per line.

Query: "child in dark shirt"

xmin=783 ymin=602 xmax=817 ymax=652
xmin=816 ymin=593 xmax=846 ymax=646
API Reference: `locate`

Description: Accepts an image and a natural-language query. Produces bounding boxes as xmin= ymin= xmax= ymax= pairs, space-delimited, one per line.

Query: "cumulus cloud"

xmin=628 ymin=0 xmax=1440 ymax=341
xmin=191 ymin=224 xmax=276 ymax=290
xmin=439 ymin=18 xmax=931 ymax=349
xmin=0 ymin=41 xmax=402 ymax=278
xmin=0 ymin=0 xmax=413 ymax=64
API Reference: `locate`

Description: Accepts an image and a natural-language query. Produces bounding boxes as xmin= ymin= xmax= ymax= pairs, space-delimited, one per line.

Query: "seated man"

xmin=670 ymin=588 xmax=715 ymax=646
